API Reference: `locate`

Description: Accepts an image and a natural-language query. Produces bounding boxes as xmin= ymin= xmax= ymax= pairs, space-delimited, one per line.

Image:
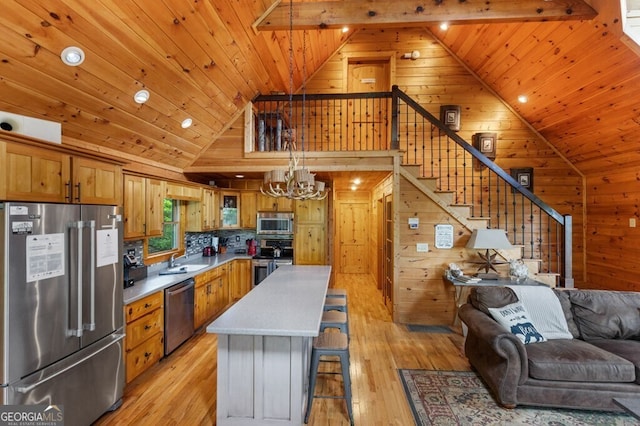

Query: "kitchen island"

xmin=207 ymin=265 xmax=331 ymax=426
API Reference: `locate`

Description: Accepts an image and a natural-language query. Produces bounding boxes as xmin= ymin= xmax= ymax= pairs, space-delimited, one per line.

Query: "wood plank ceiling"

xmin=0 ymin=0 xmax=638 ymax=178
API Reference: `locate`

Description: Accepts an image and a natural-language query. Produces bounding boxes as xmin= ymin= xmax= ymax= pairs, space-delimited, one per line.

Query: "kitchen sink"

xmin=159 ymin=264 xmax=210 ymax=275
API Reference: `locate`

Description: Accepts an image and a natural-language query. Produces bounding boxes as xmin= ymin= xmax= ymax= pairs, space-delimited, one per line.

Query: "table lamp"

xmin=466 ymin=229 xmax=513 ymax=277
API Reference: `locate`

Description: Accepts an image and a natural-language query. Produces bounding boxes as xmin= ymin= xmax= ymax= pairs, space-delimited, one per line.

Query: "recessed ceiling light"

xmin=181 ymin=118 xmax=193 ymax=128
xmin=60 ymin=46 xmax=85 ymax=66
xmin=518 ymin=95 xmax=528 ymax=103
xmin=134 ymin=90 xmax=150 ymax=104
xmin=342 ymin=27 xmax=349 ymax=33
xmin=440 ymin=23 xmax=449 ymax=30
xmin=235 ymin=174 xmax=245 ymax=178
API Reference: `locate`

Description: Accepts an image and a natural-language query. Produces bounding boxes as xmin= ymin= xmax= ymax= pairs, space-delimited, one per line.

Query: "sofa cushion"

xmin=588 ymin=339 xmax=640 ymax=385
xmin=568 ymin=290 xmax=640 ymax=340
xmin=488 ymin=301 xmax=547 ymax=344
xmin=525 ymin=339 xmax=636 ymax=383
xmin=552 ymin=289 xmax=581 ymax=338
xmin=469 ymin=286 xmax=518 ymax=315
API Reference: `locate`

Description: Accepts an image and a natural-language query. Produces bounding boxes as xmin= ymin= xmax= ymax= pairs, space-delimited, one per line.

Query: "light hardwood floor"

xmin=95 ymin=273 xmax=470 ymax=425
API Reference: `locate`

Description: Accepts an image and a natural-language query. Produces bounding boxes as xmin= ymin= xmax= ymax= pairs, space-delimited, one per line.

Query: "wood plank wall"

xmin=585 ymin=168 xmax=640 ymax=291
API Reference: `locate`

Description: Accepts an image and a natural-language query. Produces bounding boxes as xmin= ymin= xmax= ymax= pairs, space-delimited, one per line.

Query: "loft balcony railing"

xmin=253 ymin=87 xmax=573 ymax=287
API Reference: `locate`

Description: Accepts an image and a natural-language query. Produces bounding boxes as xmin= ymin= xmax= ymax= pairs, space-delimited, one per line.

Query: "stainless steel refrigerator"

xmin=1 ymin=202 xmax=125 ymax=425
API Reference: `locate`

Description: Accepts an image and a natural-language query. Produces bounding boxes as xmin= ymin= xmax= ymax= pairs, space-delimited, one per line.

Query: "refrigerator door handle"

xmin=84 ymin=220 xmax=96 ymax=331
xmin=69 ymin=221 xmax=84 ymax=337
xmin=14 ymin=333 xmax=125 ymax=394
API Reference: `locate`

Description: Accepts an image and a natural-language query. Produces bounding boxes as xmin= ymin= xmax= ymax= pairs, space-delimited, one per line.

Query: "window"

xmin=148 ymin=199 xmax=180 ymax=254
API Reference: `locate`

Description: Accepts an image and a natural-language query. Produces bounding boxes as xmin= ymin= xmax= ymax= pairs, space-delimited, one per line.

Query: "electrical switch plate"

xmin=417 ymin=243 xmax=429 ymax=252
xmin=630 ymin=218 xmax=637 ymax=228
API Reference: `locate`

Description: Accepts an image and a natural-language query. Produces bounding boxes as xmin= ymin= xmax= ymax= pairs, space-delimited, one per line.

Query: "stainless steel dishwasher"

xmin=164 ymin=278 xmax=195 ymax=355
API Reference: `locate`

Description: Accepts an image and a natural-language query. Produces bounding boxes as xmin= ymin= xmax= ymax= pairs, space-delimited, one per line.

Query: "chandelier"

xmin=260 ymin=0 xmax=328 ymax=201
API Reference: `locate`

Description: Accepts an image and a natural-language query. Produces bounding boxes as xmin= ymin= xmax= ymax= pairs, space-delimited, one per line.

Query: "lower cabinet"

xmin=124 ymin=291 xmax=164 ymax=383
xmin=230 ymin=259 xmax=252 ymax=301
xmin=194 ymin=264 xmax=229 ymax=329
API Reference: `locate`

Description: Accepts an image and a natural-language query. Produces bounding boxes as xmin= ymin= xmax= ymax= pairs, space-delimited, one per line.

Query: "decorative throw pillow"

xmin=488 ymin=301 xmax=547 ymax=344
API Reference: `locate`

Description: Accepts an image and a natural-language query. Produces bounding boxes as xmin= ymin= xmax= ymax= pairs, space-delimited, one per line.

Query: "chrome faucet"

xmin=169 ymin=252 xmax=188 ymax=268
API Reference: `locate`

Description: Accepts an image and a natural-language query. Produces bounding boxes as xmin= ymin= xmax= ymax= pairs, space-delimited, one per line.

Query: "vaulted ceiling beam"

xmin=255 ymin=0 xmax=598 ymax=31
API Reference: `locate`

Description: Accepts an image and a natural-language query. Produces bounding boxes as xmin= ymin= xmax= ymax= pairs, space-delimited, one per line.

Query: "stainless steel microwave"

xmin=257 ymin=212 xmax=294 ymax=234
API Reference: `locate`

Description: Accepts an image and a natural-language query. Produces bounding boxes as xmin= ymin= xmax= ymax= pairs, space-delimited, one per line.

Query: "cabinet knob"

xmin=144 ymin=325 xmax=151 ymax=330
xmin=144 ymin=352 xmax=151 ymax=358
xmin=144 ymin=303 xmax=151 ymax=308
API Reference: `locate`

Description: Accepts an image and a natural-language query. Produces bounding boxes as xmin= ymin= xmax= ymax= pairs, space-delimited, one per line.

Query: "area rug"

xmin=406 ymin=325 xmax=453 ymax=334
xmin=398 ymin=369 xmax=637 ymax=425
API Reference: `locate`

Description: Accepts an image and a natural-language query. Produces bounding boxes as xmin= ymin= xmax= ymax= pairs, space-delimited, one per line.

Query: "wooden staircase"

xmin=400 ymin=164 xmax=559 ymax=287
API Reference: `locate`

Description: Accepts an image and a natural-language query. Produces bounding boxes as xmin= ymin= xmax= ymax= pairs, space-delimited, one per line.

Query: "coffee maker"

xmin=203 ymin=236 xmax=220 ymax=257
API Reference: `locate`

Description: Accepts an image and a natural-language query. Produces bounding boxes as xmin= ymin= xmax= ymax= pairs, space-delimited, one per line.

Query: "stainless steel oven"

xmin=252 ymin=258 xmax=293 ymax=287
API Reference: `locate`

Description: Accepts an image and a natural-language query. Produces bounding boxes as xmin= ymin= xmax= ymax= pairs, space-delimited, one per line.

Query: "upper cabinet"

xmin=165 ymin=182 xmax=202 ymax=201
xmin=240 ymin=191 xmax=257 ymax=229
xmin=0 ymin=140 xmax=121 ymax=205
xmin=257 ymin=193 xmax=293 ymax=212
xmin=123 ymin=174 xmax=166 ymax=239
xmin=186 ymin=187 xmax=218 ymax=232
xmin=72 ymin=157 xmax=122 ymax=205
xmin=220 ymin=191 xmax=240 ymax=228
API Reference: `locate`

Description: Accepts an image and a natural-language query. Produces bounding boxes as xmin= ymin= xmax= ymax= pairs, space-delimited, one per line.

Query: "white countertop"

xmin=123 ymin=253 xmax=252 ymax=304
xmin=206 ymin=265 xmax=331 ymax=337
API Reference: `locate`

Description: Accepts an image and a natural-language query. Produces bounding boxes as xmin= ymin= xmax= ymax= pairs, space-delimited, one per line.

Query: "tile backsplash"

xmin=125 ymin=229 xmax=257 ymax=269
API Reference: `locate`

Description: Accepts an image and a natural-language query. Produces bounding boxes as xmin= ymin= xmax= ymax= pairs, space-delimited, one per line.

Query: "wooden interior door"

xmin=337 ymin=200 xmax=370 ymax=273
xmin=377 ymin=197 xmax=384 ymax=290
xmin=383 ymin=194 xmax=393 ymax=311
xmin=347 ymin=59 xmax=391 ymax=150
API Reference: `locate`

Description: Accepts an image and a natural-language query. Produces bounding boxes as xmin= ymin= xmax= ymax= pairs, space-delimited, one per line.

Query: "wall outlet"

xmin=417 ymin=243 xmax=429 ymax=252
xmin=630 ymin=218 xmax=637 ymax=228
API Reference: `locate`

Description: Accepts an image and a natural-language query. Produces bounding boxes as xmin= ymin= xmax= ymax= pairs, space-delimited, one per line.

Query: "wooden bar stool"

xmin=323 ymin=297 xmax=347 ymax=313
xmin=326 ymin=288 xmax=347 ymax=299
xmin=320 ymin=310 xmax=349 ymax=336
xmin=304 ymin=331 xmax=354 ymax=425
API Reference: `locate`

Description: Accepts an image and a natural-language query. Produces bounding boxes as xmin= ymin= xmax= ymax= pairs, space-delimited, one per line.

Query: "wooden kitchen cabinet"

xmin=186 ymin=187 xmax=218 ymax=232
xmin=257 ymin=193 xmax=293 ymax=212
xmin=72 ymin=157 xmax=122 ymax=205
xmin=123 ymin=175 xmax=165 ymax=239
xmin=294 ymin=198 xmax=328 ymax=265
xmin=240 ymin=191 xmax=257 ymax=228
xmin=0 ymin=141 xmax=70 ymax=202
xmin=230 ymin=259 xmax=251 ymax=301
xmin=194 ymin=264 xmax=229 ymax=329
xmin=220 ymin=191 xmax=240 ymax=228
xmin=0 ymin=140 xmax=121 ymax=204
xmin=124 ymin=291 xmax=164 ymax=383
xmin=166 ymin=182 xmax=202 ymax=201
xmin=194 ymin=273 xmax=214 ymax=330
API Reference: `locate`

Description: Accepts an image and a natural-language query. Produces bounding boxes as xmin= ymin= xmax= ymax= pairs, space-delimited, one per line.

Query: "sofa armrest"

xmin=459 ymin=303 xmax=529 ymax=407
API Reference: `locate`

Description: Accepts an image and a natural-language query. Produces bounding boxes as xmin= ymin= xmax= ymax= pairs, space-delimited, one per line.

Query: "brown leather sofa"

xmin=459 ymin=286 xmax=640 ymax=412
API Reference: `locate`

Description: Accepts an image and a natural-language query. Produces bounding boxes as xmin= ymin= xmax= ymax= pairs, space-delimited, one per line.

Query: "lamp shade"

xmin=466 ymin=229 xmax=513 ymax=250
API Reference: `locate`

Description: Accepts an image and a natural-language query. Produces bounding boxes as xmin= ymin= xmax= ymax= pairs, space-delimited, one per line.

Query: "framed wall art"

xmin=473 ymin=132 xmax=497 ymax=159
xmin=510 ymin=167 xmax=534 ymax=193
xmin=472 ymin=132 xmax=497 ymax=170
xmin=439 ymin=105 xmax=461 ymax=132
